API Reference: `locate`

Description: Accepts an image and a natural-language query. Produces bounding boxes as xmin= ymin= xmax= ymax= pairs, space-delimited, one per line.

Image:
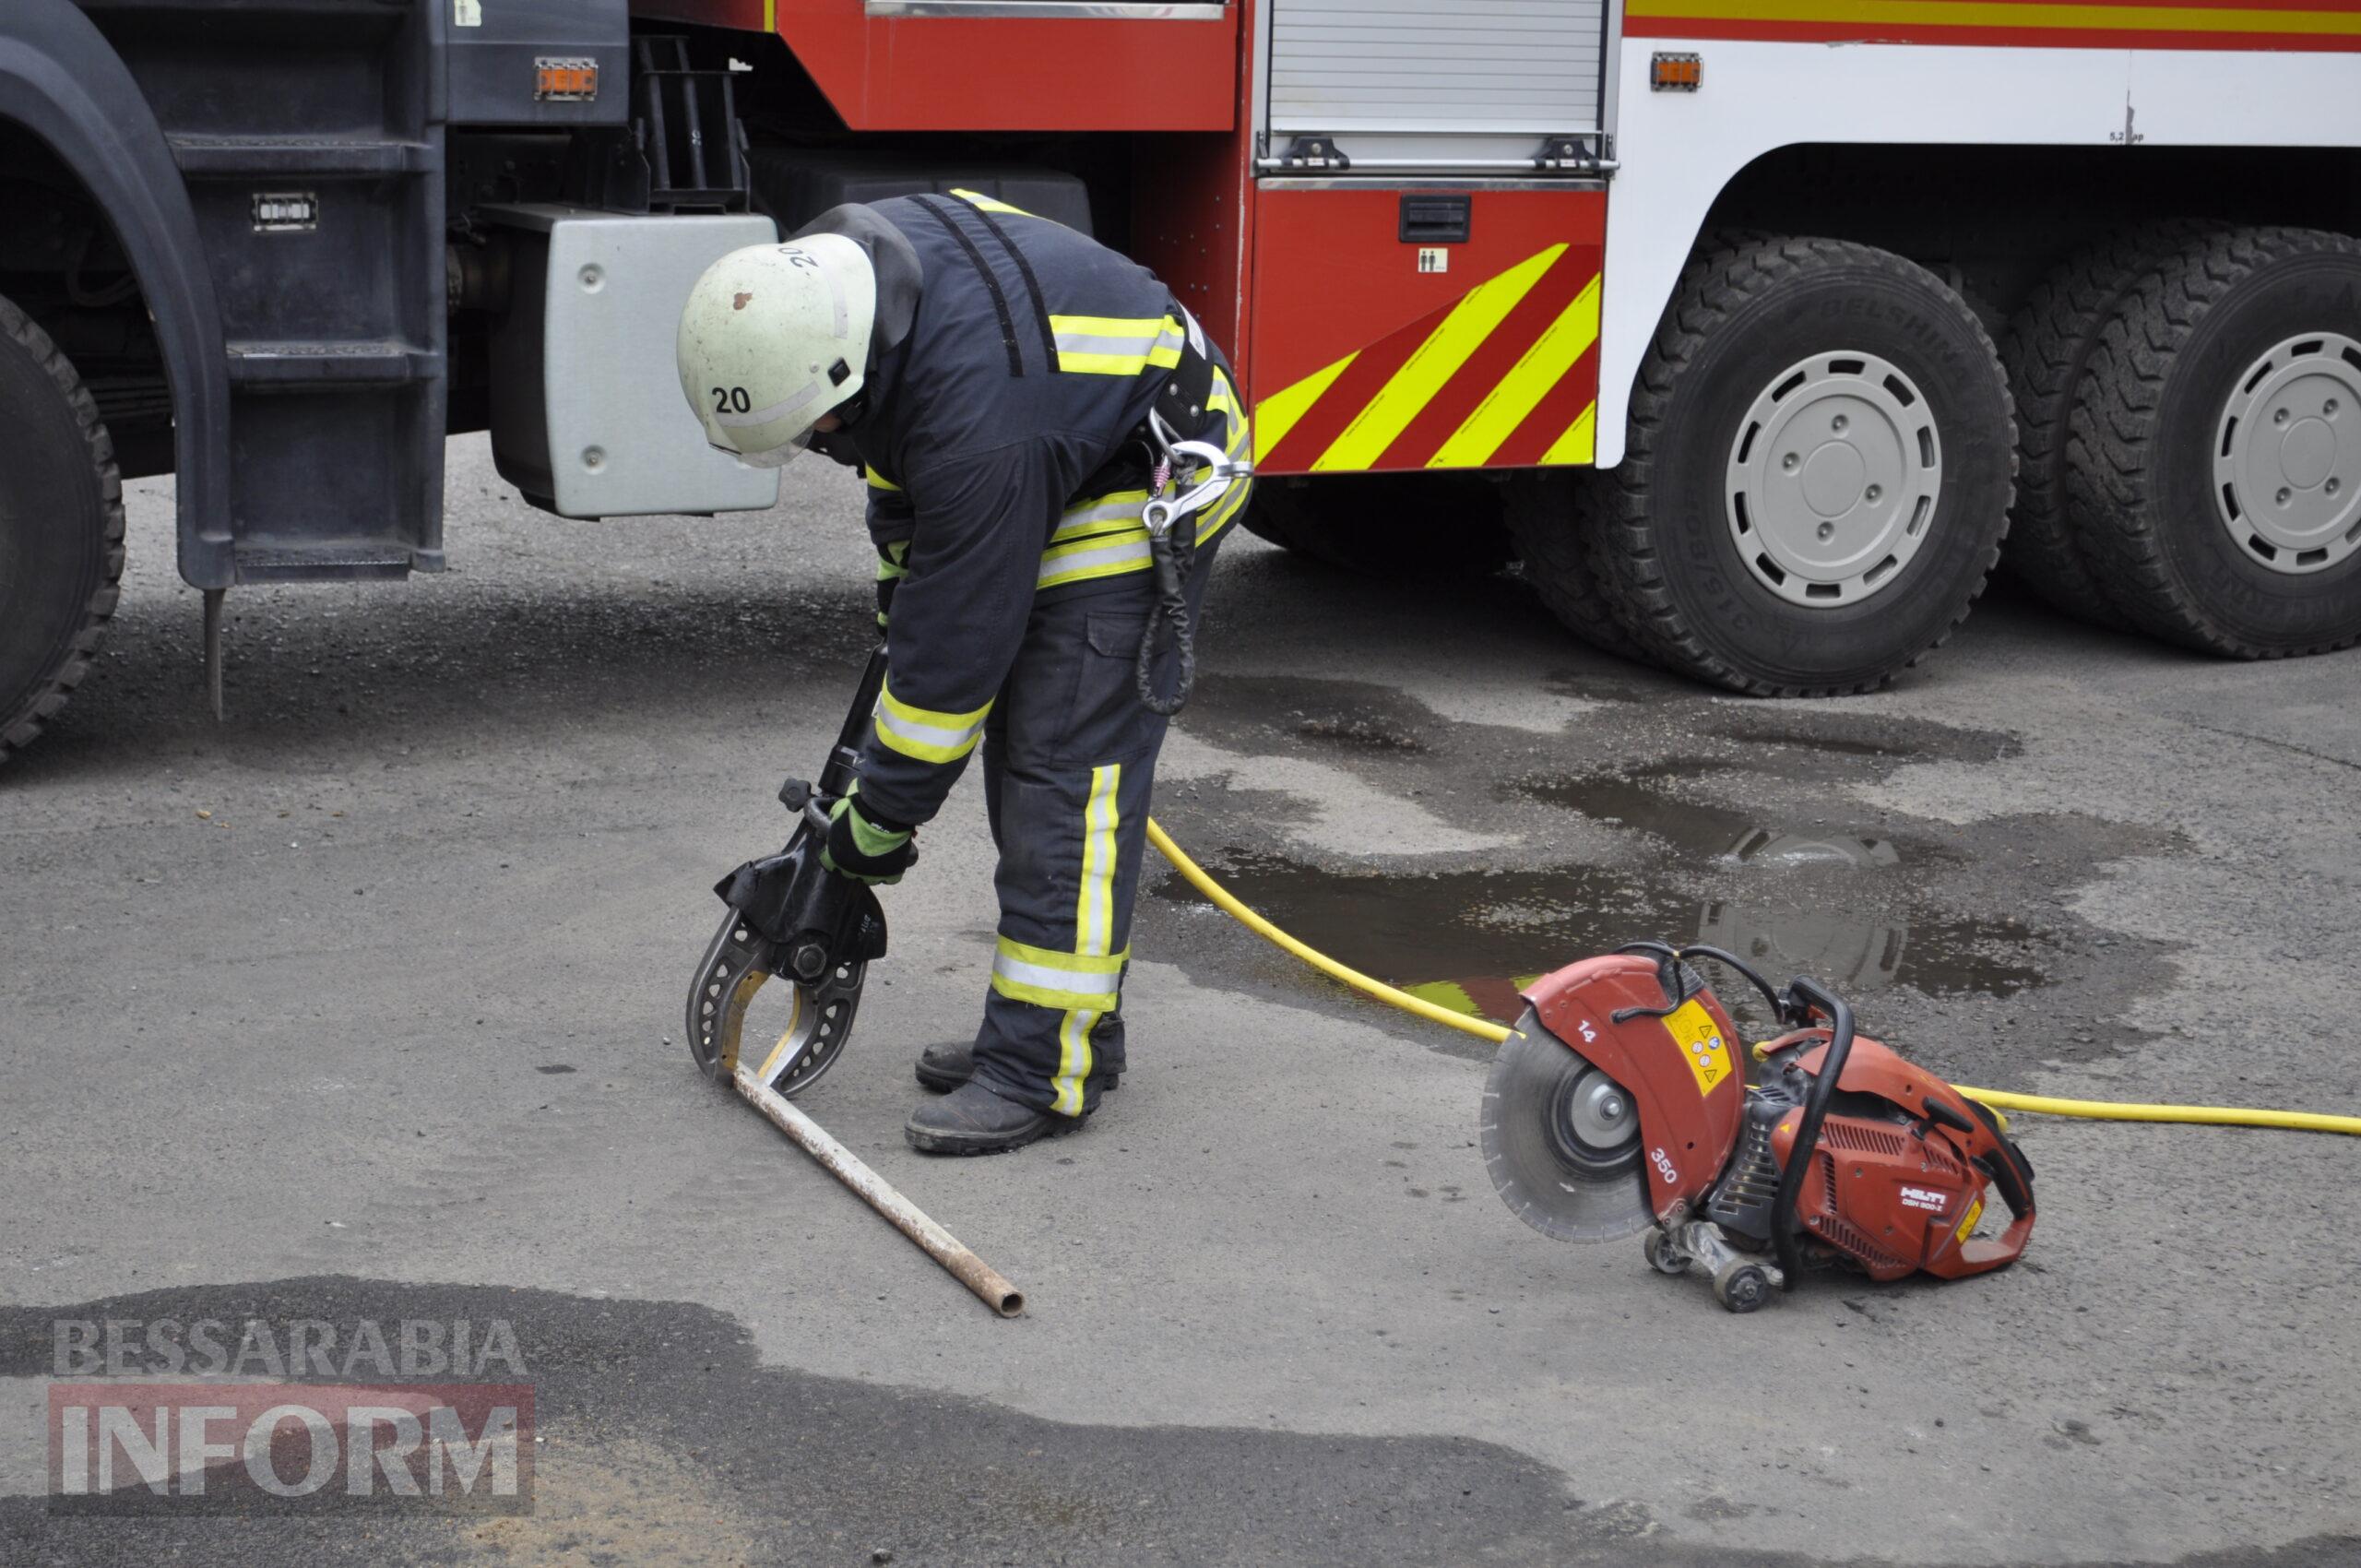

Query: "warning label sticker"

xmin=1662 ymin=999 xmax=1734 ymax=1097
xmin=1956 ymin=1196 xmax=1985 ymax=1243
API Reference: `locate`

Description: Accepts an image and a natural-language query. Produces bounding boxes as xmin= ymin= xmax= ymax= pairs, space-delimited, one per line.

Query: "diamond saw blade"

xmin=1480 ymin=1015 xmax=1654 ymax=1242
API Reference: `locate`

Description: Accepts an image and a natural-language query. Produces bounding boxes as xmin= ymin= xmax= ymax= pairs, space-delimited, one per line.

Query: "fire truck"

xmin=2 ymin=1 xmax=2355 ymax=761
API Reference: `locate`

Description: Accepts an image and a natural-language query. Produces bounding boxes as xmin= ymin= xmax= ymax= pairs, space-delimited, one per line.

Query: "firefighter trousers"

xmin=967 ymin=538 xmax=1223 ymax=1117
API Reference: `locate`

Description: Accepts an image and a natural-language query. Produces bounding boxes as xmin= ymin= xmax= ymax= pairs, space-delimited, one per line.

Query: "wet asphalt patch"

xmin=6 ymin=1278 xmax=2354 ymax=1568
xmin=1143 ymin=675 xmax=2185 ymax=1087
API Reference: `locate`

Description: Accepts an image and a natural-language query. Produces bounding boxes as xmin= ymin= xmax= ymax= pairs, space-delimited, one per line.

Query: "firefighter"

xmin=678 ymin=194 xmax=1249 ymax=1156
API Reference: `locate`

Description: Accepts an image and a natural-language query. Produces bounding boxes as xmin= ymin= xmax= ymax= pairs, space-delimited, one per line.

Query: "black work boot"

xmin=905 ymin=1081 xmax=1083 ymax=1156
xmin=913 ymin=1039 xmax=1122 ymax=1096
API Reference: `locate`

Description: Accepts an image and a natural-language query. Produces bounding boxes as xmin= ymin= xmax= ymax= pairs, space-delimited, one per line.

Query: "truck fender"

xmin=0 ymin=0 xmax=231 ymax=588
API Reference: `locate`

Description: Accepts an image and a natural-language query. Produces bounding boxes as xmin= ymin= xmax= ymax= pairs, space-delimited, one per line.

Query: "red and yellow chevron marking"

xmin=1252 ymin=245 xmax=1605 ymax=475
xmin=1625 ymin=0 xmax=2361 ymax=51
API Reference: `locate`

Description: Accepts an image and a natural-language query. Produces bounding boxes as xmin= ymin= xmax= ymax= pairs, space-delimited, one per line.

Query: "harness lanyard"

xmin=1134 ymin=410 xmax=1250 ymax=717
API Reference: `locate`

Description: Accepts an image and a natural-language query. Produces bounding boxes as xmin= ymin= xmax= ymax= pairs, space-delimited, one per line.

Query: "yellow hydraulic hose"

xmin=1144 ymin=818 xmax=2361 ymax=1139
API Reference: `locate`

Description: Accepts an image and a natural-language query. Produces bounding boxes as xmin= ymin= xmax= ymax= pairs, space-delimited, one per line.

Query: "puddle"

xmin=1158 ymin=762 xmax=2042 ymax=1030
xmin=1154 ymin=850 xmax=2046 ymax=1030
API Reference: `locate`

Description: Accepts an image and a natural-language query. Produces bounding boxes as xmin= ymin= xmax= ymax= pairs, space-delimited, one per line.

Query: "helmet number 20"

xmin=711 ymin=386 xmax=753 ymax=414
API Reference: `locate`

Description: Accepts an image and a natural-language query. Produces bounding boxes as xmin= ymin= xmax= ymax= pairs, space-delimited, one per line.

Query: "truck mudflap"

xmin=484 ymin=206 xmax=780 ymax=519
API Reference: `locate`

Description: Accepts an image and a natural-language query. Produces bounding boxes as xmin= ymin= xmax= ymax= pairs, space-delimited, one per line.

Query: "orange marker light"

xmin=1650 ymin=52 xmax=1702 ymax=92
xmin=535 ymin=58 xmax=599 ymax=102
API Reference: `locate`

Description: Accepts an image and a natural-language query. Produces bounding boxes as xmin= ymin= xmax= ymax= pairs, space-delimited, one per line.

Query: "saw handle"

xmin=1768 ymin=976 xmax=1856 ymax=1291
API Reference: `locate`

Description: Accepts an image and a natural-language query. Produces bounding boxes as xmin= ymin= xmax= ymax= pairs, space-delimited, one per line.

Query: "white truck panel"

xmin=1595 ymin=42 xmax=2361 ymax=469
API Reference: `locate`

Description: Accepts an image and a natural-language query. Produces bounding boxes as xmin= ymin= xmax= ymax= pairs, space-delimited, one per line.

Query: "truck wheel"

xmin=2067 ymin=227 xmax=2361 ymax=657
xmin=1588 ymin=235 xmax=2014 ymax=695
xmin=0 ymin=294 xmax=125 ymax=766
xmin=1502 ymin=471 xmax=1644 ymax=659
xmin=1242 ymin=471 xmax=1515 ymax=576
xmin=1999 ymin=221 xmax=2216 ymax=630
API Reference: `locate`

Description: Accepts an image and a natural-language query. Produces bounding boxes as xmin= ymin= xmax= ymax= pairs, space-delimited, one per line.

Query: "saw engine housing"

xmin=1498 ymin=947 xmax=2036 ymax=1310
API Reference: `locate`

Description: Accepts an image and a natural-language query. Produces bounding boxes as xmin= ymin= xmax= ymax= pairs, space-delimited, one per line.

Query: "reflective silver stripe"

xmin=1054 ymin=495 xmax=1149 ymax=538
xmin=715 ymin=379 xmax=825 ymax=429
xmin=876 ymin=707 xmax=983 ymax=753
xmin=1180 ymin=304 xmax=1206 ymax=358
xmin=1038 ymin=534 xmax=1151 ymax=588
xmin=1053 ymin=329 xmax=1159 ymax=359
xmin=992 ymin=950 xmax=1121 ymax=1003
xmin=1049 ymin=319 xmax=1184 ymax=361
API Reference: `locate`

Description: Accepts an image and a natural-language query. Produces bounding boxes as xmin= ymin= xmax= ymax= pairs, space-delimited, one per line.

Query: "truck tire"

xmin=1586 ymin=236 xmax=2014 ymax=695
xmin=2066 ymin=227 xmax=2361 ymax=657
xmin=1501 ymin=471 xmax=1644 ymax=659
xmin=0 ymin=294 xmax=125 ymax=766
xmin=1999 ymin=221 xmax=2216 ymax=630
xmin=1241 ymin=471 xmax=1515 ymax=576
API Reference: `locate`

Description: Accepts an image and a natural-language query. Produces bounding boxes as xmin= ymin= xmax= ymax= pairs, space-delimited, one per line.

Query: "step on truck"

xmin=4 ymin=0 xmax=2357 ymax=762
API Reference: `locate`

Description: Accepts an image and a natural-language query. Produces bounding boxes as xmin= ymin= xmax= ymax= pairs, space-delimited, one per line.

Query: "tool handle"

xmin=1768 ymin=976 xmax=1856 ymax=1289
xmin=817 ymin=645 xmax=890 ymax=802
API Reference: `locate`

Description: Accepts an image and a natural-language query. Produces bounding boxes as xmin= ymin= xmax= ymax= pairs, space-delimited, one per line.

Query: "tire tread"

xmin=0 ymin=292 xmax=127 ymax=765
xmin=2065 ymin=225 xmax=2361 ymax=658
xmin=1585 ymin=233 xmax=2014 ymax=696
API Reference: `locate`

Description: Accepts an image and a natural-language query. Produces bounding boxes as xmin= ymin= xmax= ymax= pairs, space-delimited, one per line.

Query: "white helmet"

xmin=678 ymin=234 xmax=878 ymax=469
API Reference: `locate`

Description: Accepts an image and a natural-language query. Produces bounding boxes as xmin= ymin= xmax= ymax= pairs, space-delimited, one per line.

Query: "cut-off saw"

xmin=1481 ymin=943 xmax=2037 ymax=1312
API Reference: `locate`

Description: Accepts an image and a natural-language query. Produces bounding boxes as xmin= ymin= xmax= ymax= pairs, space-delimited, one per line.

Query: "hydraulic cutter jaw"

xmin=687 ymin=773 xmax=890 ymax=1098
xmin=686 ymin=905 xmax=867 ymax=1096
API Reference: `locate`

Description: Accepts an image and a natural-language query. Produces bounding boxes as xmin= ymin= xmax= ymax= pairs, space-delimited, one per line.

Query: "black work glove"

xmin=821 ymin=790 xmax=914 ymax=885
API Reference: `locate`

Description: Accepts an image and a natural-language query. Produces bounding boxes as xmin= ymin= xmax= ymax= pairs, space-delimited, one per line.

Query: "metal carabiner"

xmin=1141 ymin=409 xmax=1255 ymax=538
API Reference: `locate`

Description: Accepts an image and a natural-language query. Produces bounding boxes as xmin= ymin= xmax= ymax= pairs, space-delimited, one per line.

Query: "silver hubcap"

xmin=2214 ymin=332 xmax=2361 ymax=575
xmin=1726 ymin=351 xmax=1942 ymax=606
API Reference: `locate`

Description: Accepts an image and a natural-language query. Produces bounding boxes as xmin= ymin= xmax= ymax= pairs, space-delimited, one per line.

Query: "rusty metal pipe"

xmin=732 ymin=1066 xmax=1026 ymax=1317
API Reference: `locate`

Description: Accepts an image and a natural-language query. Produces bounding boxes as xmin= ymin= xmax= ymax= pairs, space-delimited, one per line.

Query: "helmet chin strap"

xmin=803 ymin=390 xmax=869 ymax=468
xmin=804 ymin=426 xmax=863 ymax=469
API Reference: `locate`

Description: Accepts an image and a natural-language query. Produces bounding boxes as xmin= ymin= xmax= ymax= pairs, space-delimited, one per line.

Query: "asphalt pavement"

xmin=4 ymin=435 xmax=2359 ymax=1565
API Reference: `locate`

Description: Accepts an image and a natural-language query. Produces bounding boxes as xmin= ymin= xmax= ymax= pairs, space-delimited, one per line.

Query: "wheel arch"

xmin=0 ymin=0 xmax=231 ymax=588
xmin=1595 ymin=35 xmax=2361 ymax=470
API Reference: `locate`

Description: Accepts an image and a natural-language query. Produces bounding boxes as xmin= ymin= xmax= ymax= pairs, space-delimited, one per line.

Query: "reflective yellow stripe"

xmin=1049 ymin=314 xmax=1165 ymax=339
xmin=1629 ymin=0 xmax=2361 ymax=36
xmin=1200 ymin=479 xmax=1252 ymax=545
xmin=1311 ymin=244 xmax=1567 ymax=473
xmin=1053 ymin=1007 xmax=1098 ymax=1117
xmin=952 ymin=187 xmax=1038 ymax=218
xmin=1541 ymin=403 xmax=1598 ymax=467
xmin=1076 ymin=766 xmax=1120 ymax=959
xmin=1051 ymin=763 xmax=1123 ymax=1115
xmin=863 ymin=465 xmax=901 ymax=492
xmin=1430 ymin=276 xmax=1602 ymax=469
xmin=1199 ymin=380 xmax=1253 ymax=542
xmin=1050 ymin=314 xmax=1185 ymax=377
xmin=873 ymin=678 xmax=991 ymax=766
xmin=1253 ymin=353 xmax=1355 ymax=464
xmin=1000 ymin=934 xmax=1128 ymax=975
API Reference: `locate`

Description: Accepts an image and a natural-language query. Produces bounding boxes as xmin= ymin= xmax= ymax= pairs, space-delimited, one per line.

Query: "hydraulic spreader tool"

xmin=687 ymin=644 xmax=891 ymax=1098
xmin=1482 ymin=943 xmax=2035 ymax=1313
